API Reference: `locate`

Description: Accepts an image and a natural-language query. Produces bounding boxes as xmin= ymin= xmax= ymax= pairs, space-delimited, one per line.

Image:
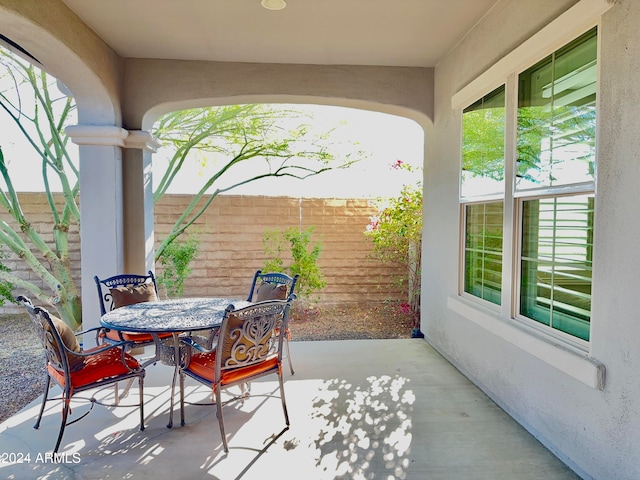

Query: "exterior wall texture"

xmin=427 ymin=1 xmax=640 ymax=479
xmin=1 ymin=193 xmax=405 ymax=312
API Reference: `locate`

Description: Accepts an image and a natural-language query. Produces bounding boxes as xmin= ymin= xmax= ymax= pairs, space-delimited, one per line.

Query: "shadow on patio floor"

xmin=0 ymin=339 xmax=580 ymax=480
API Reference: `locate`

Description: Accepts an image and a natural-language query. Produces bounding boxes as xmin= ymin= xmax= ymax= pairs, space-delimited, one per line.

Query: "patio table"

xmin=100 ymin=297 xmax=252 ymax=427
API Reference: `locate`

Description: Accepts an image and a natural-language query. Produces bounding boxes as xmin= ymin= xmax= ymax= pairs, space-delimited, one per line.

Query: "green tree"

xmin=517 ymin=105 xmax=596 ymax=185
xmin=0 ymin=46 xmax=363 ymax=328
xmin=152 ymin=104 xmax=360 ymax=261
xmin=462 ymin=103 xmax=505 ymax=182
xmin=0 ymin=47 xmax=82 ymax=328
xmin=0 ymin=245 xmax=15 ymax=305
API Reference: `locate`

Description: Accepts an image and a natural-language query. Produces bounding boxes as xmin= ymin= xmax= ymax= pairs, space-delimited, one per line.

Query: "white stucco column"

xmin=66 ymin=126 xmax=160 ymax=338
xmin=65 ymin=125 xmax=126 ymax=336
xmin=122 ymin=131 xmax=159 ymax=274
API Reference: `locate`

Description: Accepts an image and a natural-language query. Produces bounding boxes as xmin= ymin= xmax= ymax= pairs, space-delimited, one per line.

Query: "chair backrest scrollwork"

xmin=247 ymin=270 xmax=299 ymax=302
xmin=94 ymin=271 xmax=158 ymax=315
xmin=217 ymin=299 xmax=292 ymax=372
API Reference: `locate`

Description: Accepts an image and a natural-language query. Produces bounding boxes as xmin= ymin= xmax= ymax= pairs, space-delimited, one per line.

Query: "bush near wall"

xmin=0 ymin=193 xmax=407 ymax=312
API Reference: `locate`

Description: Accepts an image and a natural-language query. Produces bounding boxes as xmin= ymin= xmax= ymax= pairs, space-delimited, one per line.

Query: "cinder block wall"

xmin=2 ymin=193 xmax=406 ymax=311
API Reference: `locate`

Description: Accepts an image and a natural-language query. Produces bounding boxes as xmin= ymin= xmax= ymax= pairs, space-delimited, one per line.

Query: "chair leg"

xmin=179 ymin=372 xmax=186 ymax=427
xmin=114 ymin=382 xmax=120 ymax=406
xmin=119 ymin=378 xmax=136 ymax=402
xmin=278 ymin=373 xmax=290 ymax=426
xmin=138 ymin=376 xmax=145 ymax=431
xmin=285 ymin=338 xmax=295 ymax=375
xmin=53 ymin=397 xmax=71 ymax=454
xmin=34 ymin=375 xmax=51 ymax=430
xmin=215 ymin=388 xmax=228 ymax=453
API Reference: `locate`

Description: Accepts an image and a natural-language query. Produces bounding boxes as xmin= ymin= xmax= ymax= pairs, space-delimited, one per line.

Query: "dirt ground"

xmin=288 ymin=302 xmax=415 ymax=341
xmin=0 ymin=302 xmax=415 ymax=423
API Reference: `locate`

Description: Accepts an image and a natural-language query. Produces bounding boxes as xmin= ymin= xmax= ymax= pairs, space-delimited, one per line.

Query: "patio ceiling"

xmin=61 ymin=0 xmax=498 ymax=67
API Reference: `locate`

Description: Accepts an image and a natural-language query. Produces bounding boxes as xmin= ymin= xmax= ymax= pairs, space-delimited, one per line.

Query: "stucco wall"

xmin=426 ymin=1 xmax=640 ymax=479
xmin=1 ymin=193 xmax=405 ymax=312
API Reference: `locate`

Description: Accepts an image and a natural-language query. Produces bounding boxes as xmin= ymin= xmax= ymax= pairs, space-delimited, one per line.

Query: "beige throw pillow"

xmin=256 ymin=283 xmax=287 ymax=302
xmin=45 ymin=315 xmax=85 ymax=372
xmin=110 ymin=282 xmax=158 ymax=309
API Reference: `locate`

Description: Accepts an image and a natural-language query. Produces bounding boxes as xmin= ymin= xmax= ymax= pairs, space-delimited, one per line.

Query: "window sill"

xmin=447 ymin=296 xmax=606 ymax=390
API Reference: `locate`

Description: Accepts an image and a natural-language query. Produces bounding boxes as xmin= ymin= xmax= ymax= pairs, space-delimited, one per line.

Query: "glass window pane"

xmin=517 ymin=28 xmax=597 ymax=190
xmin=462 ymin=85 xmax=505 ymax=197
xmin=464 ymin=202 xmax=504 ymax=305
xmin=519 ymin=195 xmax=593 ymax=340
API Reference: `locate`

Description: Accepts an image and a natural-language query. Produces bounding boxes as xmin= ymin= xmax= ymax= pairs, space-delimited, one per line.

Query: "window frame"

xmin=459 ymin=84 xmax=507 ymax=310
xmin=513 ymin=192 xmax=593 ymax=351
xmin=461 ymin=198 xmax=505 ymax=308
xmin=456 ymin=21 xmax=601 ymax=352
xmin=449 ymin=0 xmax=613 ymax=388
xmin=511 ymin=27 xmax=597 ymax=348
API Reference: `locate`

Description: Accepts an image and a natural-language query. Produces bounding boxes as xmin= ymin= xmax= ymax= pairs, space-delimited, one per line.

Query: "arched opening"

xmin=145 ymin=101 xmax=426 ymax=337
xmin=0 ymin=15 xmax=126 ymax=332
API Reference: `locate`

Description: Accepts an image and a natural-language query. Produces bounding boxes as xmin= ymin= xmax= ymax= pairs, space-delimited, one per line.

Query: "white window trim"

xmin=448 ymin=296 xmax=605 ymax=390
xmin=450 ymin=0 xmax=613 ymax=390
xmin=451 ymin=0 xmax=613 ymax=111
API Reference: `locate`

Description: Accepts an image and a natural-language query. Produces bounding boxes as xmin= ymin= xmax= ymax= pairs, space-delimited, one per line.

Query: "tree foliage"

xmin=263 ymin=226 xmax=326 ymax=302
xmin=517 ymin=105 xmax=596 ymax=185
xmin=365 ymin=160 xmax=422 ymax=323
xmin=462 ymin=106 xmax=505 ymax=183
xmin=156 ymin=234 xmax=199 ymax=298
xmin=0 ymin=46 xmax=81 ymax=329
xmin=0 ymin=46 xmax=363 ymax=328
xmin=152 ymin=105 xmax=361 ymax=261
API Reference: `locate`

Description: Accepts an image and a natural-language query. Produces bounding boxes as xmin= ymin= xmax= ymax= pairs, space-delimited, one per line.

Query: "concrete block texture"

xmin=1 ymin=193 xmax=407 ymax=310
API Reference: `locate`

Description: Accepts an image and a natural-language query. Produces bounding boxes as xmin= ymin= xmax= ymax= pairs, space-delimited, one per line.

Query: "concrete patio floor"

xmin=0 ymin=339 xmax=580 ymax=480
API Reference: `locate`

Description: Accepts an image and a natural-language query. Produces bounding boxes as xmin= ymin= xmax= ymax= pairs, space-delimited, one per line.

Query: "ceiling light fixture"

xmin=261 ymin=0 xmax=286 ymax=11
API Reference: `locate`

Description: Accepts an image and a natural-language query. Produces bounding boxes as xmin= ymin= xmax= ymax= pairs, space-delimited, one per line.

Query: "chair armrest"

xmin=63 ymin=339 xmax=135 ymax=356
xmin=64 ymin=327 xmax=135 ymax=355
xmin=76 ymin=325 xmax=126 ymax=348
xmin=74 ymin=325 xmax=105 ymax=337
xmin=180 ymin=336 xmax=216 ymax=354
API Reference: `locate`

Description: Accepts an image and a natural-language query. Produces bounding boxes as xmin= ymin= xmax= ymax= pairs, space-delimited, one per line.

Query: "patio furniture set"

xmin=16 ymin=269 xmax=299 ymax=454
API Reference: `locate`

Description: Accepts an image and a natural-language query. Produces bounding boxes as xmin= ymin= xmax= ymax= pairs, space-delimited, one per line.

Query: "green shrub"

xmin=157 ymin=234 xmax=200 ymax=298
xmin=263 ymin=226 xmax=326 ymax=302
xmin=365 ymin=160 xmax=422 ymax=322
xmin=0 ymin=246 xmax=14 ymax=305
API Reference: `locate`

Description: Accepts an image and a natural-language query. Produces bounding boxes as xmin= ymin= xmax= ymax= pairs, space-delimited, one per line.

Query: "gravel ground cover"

xmin=0 ymin=303 xmax=414 ymax=423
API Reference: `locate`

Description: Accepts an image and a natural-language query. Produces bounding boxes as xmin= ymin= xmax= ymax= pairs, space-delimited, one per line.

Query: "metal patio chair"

xmin=178 ymin=296 xmax=294 ymax=453
xmin=17 ymin=295 xmax=145 ymax=454
xmin=247 ymin=270 xmax=299 ymax=374
xmin=94 ymin=271 xmax=173 ymax=350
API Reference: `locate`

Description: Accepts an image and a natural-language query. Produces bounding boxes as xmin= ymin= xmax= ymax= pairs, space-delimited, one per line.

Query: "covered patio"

xmin=3 ymin=1 xmax=640 ymax=478
xmin=0 ymin=339 xmax=578 ymax=479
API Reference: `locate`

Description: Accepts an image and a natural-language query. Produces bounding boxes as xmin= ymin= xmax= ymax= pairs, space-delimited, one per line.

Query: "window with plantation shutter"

xmin=515 ymin=28 xmax=596 ymax=342
xmin=461 ymin=85 xmax=505 ymax=307
xmin=459 ymin=27 xmax=597 ymax=345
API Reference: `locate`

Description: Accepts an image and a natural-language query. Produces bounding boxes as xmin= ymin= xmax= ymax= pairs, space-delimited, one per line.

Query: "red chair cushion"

xmin=187 ymin=351 xmax=279 ymax=386
xmin=104 ymin=329 xmax=173 ymax=343
xmin=47 ymin=347 xmax=140 ymax=390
